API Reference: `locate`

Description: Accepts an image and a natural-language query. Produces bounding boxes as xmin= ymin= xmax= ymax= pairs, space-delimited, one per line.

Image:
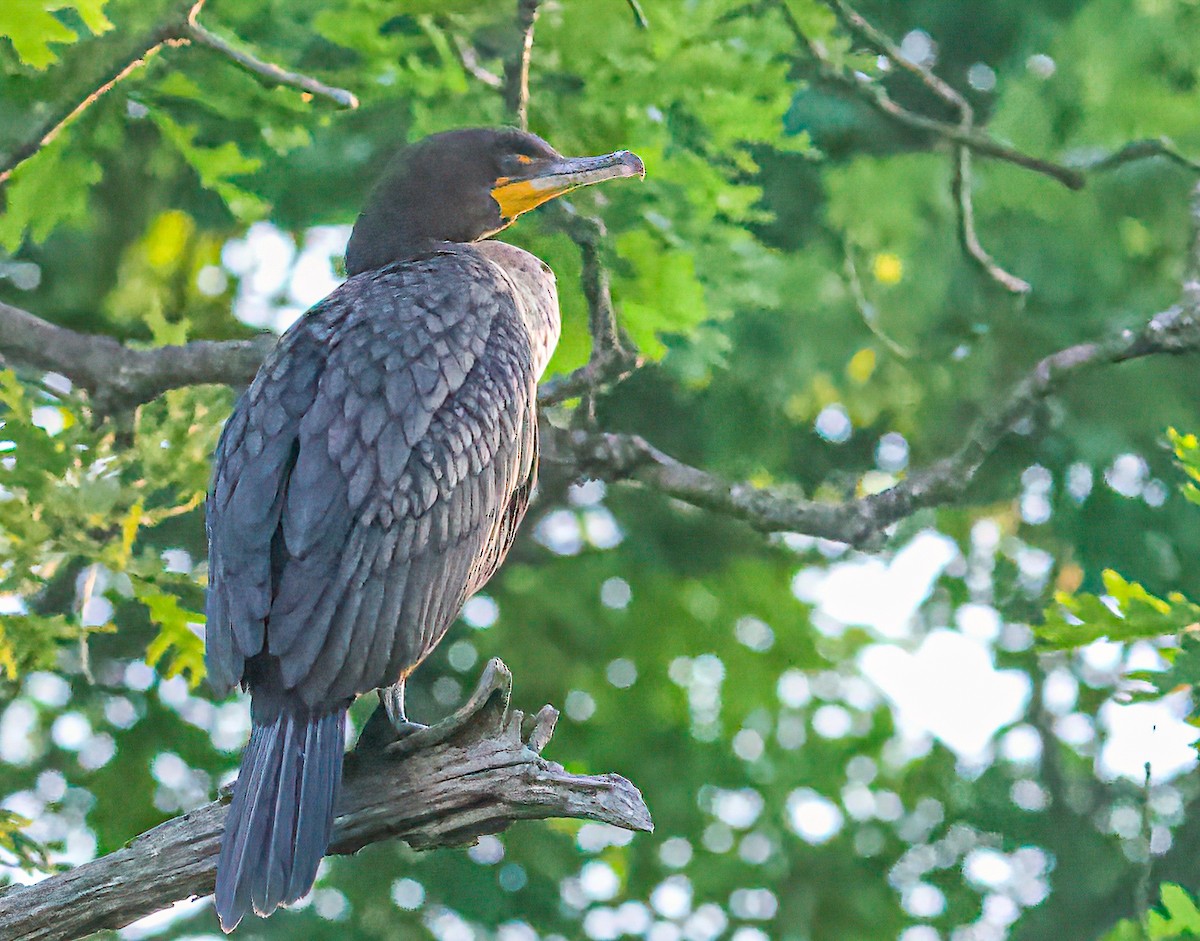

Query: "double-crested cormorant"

xmin=205 ymin=127 xmax=643 ymax=931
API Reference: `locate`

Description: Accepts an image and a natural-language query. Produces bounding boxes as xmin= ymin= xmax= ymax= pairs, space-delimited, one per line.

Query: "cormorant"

xmin=204 ymin=127 xmax=643 ymax=931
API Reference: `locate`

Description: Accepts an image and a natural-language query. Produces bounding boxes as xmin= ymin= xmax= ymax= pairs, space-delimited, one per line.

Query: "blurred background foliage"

xmin=3 ymin=0 xmax=1200 ymax=939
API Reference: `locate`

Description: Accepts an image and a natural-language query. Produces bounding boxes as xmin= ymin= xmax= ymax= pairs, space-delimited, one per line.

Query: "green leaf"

xmin=0 ymin=0 xmax=112 ymax=69
xmin=134 ymin=580 xmax=206 ymax=688
xmin=1037 ymin=569 xmax=1200 ymax=648
xmin=0 ymin=135 xmax=102 ymax=251
xmin=150 ymin=112 xmax=266 ymax=220
xmin=614 ymin=230 xmax=709 ymax=359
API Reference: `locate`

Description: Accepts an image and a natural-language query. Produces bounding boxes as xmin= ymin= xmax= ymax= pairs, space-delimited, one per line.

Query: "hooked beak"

xmin=491 ymin=150 xmax=645 ymax=222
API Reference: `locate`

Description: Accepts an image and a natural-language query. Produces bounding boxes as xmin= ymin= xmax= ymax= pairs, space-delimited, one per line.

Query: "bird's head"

xmin=345 ymin=127 xmax=645 ymax=275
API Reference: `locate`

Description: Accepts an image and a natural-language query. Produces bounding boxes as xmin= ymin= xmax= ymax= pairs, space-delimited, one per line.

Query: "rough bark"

xmin=0 ymin=661 xmax=652 ymax=941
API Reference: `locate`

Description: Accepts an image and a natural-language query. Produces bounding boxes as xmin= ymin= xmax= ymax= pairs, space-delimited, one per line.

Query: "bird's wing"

xmin=207 ymin=253 xmax=539 ymax=707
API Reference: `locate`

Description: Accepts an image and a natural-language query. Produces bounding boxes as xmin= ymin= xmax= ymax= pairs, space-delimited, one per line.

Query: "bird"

xmin=203 ymin=126 xmax=644 ymax=932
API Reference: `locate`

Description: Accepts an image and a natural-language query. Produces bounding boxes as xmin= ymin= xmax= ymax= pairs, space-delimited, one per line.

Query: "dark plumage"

xmin=204 ymin=127 xmax=643 ymax=931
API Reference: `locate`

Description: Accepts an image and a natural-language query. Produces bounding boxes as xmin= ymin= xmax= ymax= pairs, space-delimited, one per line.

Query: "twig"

xmin=503 ymin=0 xmax=542 ymax=130
xmin=184 ymin=7 xmax=358 ymax=108
xmin=0 ymin=0 xmax=357 ymax=188
xmin=539 ymin=205 xmax=642 ymax=406
xmin=0 ymin=661 xmax=651 ymax=941
xmin=841 ymin=242 xmax=914 ymax=358
xmin=450 ymin=33 xmax=503 ymax=88
xmin=770 ymin=0 xmax=1085 ymax=191
xmin=625 ymin=0 xmax=651 ymax=29
xmin=1079 ymin=137 xmax=1200 ymax=175
xmin=952 ymin=146 xmax=1032 ymax=294
xmin=809 ymin=0 xmax=1031 ymax=293
xmin=822 ymin=0 xmax=970 ymax=114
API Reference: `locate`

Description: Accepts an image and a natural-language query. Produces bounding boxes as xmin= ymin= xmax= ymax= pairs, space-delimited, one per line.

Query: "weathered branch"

xmin=0 ymin=0 xmax=356 ymax=187
xmin=6 ymin=276 xmax=1200 ymax=547
xmin=0 ymin=661 xmax=651 ymax=941
xmin=502 ymin=0 xmax=542 ymax=131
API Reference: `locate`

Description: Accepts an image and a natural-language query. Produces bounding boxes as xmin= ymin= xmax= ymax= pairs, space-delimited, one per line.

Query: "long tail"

xmin=215 ymin=708 xmax=346 ymax=932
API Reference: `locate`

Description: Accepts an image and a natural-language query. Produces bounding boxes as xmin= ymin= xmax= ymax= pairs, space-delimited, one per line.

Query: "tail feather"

xmin=215 ymin=709 xmax=346 ymax=932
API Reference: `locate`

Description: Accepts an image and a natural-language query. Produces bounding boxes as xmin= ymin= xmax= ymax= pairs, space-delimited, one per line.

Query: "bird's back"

xmin=206 ymin=246 xmax=553 ymax=711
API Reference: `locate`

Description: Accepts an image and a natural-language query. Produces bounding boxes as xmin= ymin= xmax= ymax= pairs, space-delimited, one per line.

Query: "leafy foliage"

xmin=1039 ymin=569 xmax=1200 ymax=649
xmin=0 ymin=0 xmax=112 ymax=69
xmin=1103 ymin=884 xmax=1200 ymax=941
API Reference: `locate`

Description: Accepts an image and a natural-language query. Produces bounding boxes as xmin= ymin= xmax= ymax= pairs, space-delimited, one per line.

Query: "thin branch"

xmin=822 ymin=0 xmax=971 ymax=116
xmin=625 ymin=0 xmax=651 ymax=29
xmin=0 ymin=8 xmax=193 ymax=186
xmin=539 ymin=205 xmax=642 ymax=406
xmin=542 ymin=299 xmax=1200 ymax=548
xmin=503 ymin=0 xmax=542 ymax=130
xmin=841 ymin=242 xmax=914 ymax=358
xmin=184 ymin=6 xmax=358 ymax=108
xmin=809 ymin=0 xmax=1030 ymax=293
xmin=952 ymin=146 xmax=1032 ymax=294
xmin=0 ymin=0 xmax=356 ymax=188
xmin=450 ymin=33 xmax=503 ymax=89
xmin=0 ymin=661 xmax=651 ymax=941
xmin=1078 ymin=137 xmax=1200 ymax=175
xmin=770 ymin=0 xmax=1084 ymax=190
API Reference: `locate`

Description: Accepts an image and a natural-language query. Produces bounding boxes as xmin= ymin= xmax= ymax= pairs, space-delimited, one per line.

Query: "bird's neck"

xmin=472 ymin=241 xmax=561 ymax=380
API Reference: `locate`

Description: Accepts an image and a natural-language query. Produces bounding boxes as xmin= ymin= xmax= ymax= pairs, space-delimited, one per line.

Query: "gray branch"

xmin=0 ymin=661 xmax=651 ymax=941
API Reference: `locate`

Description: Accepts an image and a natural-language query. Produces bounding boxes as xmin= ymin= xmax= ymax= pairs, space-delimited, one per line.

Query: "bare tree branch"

xmin=540 ymin=206 xmax=642 ymax=406
xmin=450 ymin=33 xmax=503 ymax=89
xmin=770 ymin=0 xmax=1085 ymax=189
xmin=0 ymin=661 xmax=651 ymax=941
xmin=184 ymin=5 xmax=358 ymax=108
xmin=503 ymin=0 xmax=542 ymax=131
xmin=0 ymin=0 xmax=357 ymax=187
xmin=952 ymin=146 xmax=1032 ymax=294
xmin=810 ymin=0 xmax=1031 ymax=293
xmin=543 ymin=299 xmax=1200 ymax=548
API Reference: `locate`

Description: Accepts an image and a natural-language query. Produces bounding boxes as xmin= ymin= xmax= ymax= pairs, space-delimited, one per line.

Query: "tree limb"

xmin=0 ymin=299 xmax=274 ymax=412
xmin=0 ymin=660 xmax=651 ymax=941
xmin=542 ymin=300 xmax=1200 ymax=547
xmin=5 ymin=285 xmax=1200 ymax=547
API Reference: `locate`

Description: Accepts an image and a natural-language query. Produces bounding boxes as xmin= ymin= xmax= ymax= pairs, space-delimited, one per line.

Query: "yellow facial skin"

xmin=491 ymin=177 xmax=572 ymax=221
